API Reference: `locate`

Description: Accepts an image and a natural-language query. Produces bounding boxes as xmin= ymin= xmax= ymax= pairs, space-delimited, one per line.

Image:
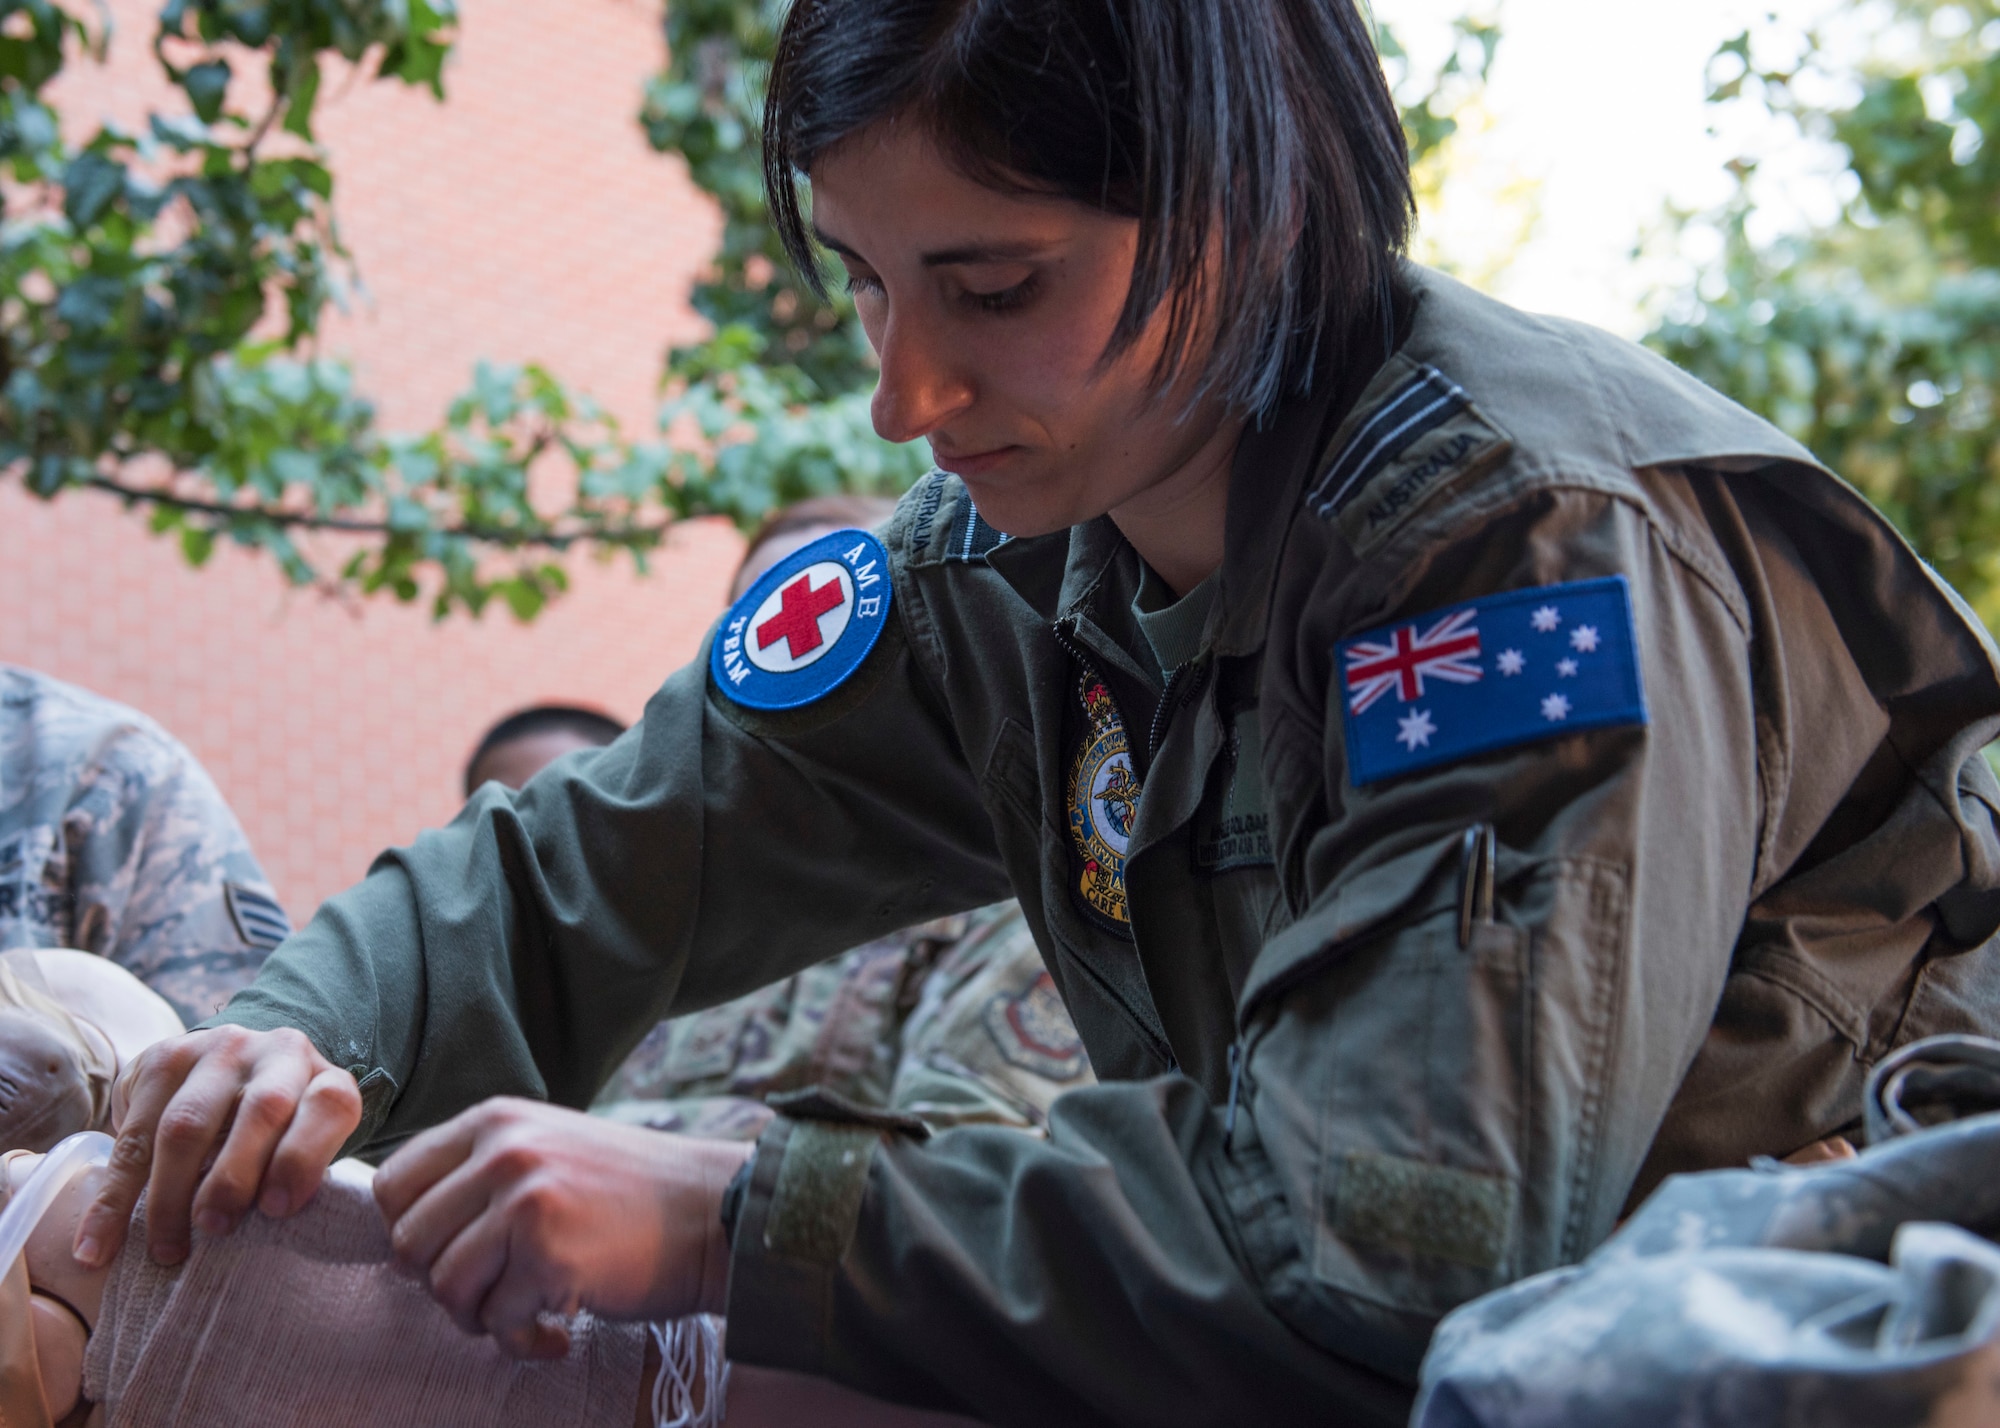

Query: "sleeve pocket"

xmin=1248 ymin=850 xmax=1630 ymax=1323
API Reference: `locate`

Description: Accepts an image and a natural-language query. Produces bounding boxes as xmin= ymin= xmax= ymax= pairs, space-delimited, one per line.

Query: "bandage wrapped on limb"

xmin=83 ymin=1162 xmax=648 ymax=1427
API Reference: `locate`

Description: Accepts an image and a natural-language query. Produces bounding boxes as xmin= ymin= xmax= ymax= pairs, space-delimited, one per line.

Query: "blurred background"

xmin=1 ymin=0 xmax=1993 ymax=920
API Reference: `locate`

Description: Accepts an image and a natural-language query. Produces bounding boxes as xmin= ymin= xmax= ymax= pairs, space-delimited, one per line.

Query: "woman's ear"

xmin=0 ymin=1252 xmax=57 ymax=1428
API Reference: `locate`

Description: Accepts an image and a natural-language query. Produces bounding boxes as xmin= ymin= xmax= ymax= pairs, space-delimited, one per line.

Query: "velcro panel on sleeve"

xmin=1333 ymin=1150 xmax=1517 ymax=1270
xmin=765 ymin=1122 xmax=880 ymax=1266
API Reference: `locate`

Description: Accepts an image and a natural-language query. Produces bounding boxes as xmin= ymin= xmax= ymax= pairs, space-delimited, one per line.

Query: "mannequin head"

xmin=0 ymin=1009 xmax=93 ymax=1155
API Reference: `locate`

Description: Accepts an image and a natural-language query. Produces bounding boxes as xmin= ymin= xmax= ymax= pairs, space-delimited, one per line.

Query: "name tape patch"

xmin=712 ymin=528 xmax=892 ymax=710
xmin=1337 ymin=576 xmax=1647 ymax=786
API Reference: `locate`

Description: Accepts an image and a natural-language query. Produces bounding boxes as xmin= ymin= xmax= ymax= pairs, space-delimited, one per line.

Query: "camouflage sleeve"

xmin=887 ymin=902 xmax=1094 ymax=1132
xmin=67 ymin=727 xmax=287 ymax=1025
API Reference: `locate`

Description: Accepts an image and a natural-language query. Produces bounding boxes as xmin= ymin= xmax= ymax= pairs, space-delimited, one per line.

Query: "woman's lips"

xmin=930 ymin=444 xmax=1021 ymax=480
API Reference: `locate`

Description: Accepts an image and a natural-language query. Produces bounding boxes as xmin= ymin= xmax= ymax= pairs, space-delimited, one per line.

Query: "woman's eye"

xmin=843 ymin=271 xmax=886 ymax=299
xmin=966 ymin=274 xmax=1038 ymax=314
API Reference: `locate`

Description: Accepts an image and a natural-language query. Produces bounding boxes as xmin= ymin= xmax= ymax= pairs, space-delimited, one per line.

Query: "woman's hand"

xmin=373 ymin=1098 xmax=753 ymax=1360
xmin=72 ymin=1026 xmax=361 ymax=1270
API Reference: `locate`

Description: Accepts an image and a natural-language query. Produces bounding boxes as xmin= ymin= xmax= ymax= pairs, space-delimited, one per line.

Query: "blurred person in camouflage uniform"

xmin=595 ymin=899 xmax=1091 ymax=1140
xmin=459 ymin=500 xmax=1094 ymax=1143
xmin=0 ymin=665 xmax=290 ymax=1025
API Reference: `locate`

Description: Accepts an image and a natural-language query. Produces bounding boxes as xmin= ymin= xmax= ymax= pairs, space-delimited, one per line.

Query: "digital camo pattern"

xmin=893 ymin=900 xmax=1094 ymax=1129
xmin=0 ymin=666 xmax=286 ymax=1024
xmin=592 ymin=901 xmax=1093 ymax=1139
xmin=1417 ymin=1037 xmax=2000 ymax=1428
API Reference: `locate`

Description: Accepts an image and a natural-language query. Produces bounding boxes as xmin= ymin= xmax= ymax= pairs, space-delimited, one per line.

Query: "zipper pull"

xmin=1224 ymin=1040 xmax=1245 ymax=1151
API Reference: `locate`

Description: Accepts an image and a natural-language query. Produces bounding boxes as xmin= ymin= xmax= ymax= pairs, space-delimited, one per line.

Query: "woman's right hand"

xmin=71 ymin=1026 xmax=361 ymax=1270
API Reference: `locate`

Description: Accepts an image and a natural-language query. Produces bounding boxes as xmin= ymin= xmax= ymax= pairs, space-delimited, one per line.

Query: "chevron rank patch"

xmin=1337 ymin=576 xmax=1647 ymax=786
xmin=712 ymin=528 xmax=893 ymax=710
xmin=225 ymin=883 xmax=292 ymax=950
xmin=1305 ymin=359 xmax=1510 ymax=555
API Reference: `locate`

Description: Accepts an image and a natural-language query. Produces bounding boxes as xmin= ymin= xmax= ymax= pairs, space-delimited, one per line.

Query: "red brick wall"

xmin=0 ymin=0 xmax=745 ymax=920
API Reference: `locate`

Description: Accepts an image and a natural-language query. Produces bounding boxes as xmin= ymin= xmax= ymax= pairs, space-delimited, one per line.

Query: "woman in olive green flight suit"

xmin=75 ymin=2 xmax=2000 ymax=1424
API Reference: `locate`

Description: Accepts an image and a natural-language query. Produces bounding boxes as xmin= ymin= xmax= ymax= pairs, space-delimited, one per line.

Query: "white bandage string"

xmin=649 ymin=1315 xmax=728 ymax=1428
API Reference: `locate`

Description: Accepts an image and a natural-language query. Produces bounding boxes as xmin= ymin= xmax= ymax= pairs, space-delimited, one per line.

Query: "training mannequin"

xmin=1 ymin=1147 xmax=979 ymax=1427
xmin=0 ymin=953 xmax=977 ymax=1426
xmin=0 ymin=1148 xmax=649 ymax=1427
xmin=0 ymin=950 xmax=183 ymax=1154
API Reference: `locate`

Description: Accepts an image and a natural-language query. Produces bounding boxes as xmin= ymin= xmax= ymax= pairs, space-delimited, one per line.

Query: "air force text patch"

xmin=712 ymin=528 xmax=892 ymax=710
xmin=1337 ymin=576 xmax=1647 ymax=786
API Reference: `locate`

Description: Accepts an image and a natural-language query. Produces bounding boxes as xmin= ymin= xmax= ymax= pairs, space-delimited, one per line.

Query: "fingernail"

xmin=195 ymin=1210 xmax=230 ymax=1237
xmin=151 ymin=1241 xmax=186 ymax=1267
xmin=72 ymin=1235 xmax=101 ymax=1267
xmin=259 ymin=1188 xmax=289 ymax=1219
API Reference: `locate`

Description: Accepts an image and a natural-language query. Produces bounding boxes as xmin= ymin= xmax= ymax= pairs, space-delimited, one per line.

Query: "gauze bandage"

xmin=83 ymin=1162 xmax=650 ymax=1427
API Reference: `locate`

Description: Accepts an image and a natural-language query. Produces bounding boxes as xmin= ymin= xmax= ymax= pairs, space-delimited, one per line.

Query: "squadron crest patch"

xmin=982 ymin=970 xmax=1089 ymax=1081
xmin=711 ymin=528 xmax=892 ymax=710
xmin=1067 ymin=675 xmax=1142 ymax=928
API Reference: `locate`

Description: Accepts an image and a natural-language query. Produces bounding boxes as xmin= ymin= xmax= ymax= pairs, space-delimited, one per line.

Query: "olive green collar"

xmin=1132 ymin=563 xmax=1220 ymax=673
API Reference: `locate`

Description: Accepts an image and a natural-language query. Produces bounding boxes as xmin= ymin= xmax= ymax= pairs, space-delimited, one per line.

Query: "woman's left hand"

xmin=372 ymin=1098 xmax=753 ymax=1359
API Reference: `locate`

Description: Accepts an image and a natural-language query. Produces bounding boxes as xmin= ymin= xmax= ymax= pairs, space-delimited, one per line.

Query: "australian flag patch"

xmin=1337 ymin=576 xmax=1648 ymax=786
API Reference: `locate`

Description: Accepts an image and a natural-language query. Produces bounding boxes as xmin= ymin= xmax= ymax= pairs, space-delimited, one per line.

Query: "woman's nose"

xmin=870 ymin=315 xmax=974 ymax=444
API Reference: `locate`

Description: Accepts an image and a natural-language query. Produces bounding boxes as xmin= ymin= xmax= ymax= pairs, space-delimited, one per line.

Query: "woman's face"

xmin=810 ymin=123 xmax=1232 ymax=539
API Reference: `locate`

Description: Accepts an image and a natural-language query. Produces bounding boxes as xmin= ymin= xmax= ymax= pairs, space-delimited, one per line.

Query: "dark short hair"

xmin=464 ymin=705 xmax=627 ymax=796
xmin=741 ymin=493 xmax=899 ymax=575
xmin=764 ymin=0 xmax=1414 ymax=417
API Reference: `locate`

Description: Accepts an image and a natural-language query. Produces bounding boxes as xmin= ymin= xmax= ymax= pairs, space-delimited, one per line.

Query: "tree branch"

xmin=78 ymin=472 xmax=672 ymax=551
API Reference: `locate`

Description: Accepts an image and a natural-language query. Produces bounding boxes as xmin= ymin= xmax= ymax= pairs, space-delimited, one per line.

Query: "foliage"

xmin=1647 ymin=0 xmax=2000 ymax=623
xmin=0 ymin=0 xmax=719 ymax=618
xmin=1378 ymin=14 xmax=1502 ymax=171
xmin=6 ymin=0 xmax=1502 ymax=618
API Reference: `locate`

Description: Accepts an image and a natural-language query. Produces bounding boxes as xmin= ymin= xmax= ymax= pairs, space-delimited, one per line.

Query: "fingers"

xmin=463 ymin=1200 xmax=578 ymax=1359
xmin=426 ymin=1200 xmax=515 ymax=1334
xmin=259 ymin=1067 xmax=361 ymax=1219
xmin=374 ymin=1112 xmax=482 ymax=1228
xmin=142 ymin=1052 xmax=254 ymax=1265
xmin=188 ymin=1055 xmax=312 ymax=1238
xmin=74 ymin=1038 xmax=199 ymax=1268
xmin=74 ymin=1027 xmax=348 ymax=1272
xmin=377 ymin=1102 xmax=580 ymax=1353
xmin=383 ymin=1151 xmax=495 ymax=1283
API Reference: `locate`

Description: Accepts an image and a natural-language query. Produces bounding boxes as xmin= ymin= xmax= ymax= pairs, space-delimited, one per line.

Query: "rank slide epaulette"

xmin=946 ymin=493 xmax=1011 ymax=564
xmin=1305 ymin=359 xmax=1511 ymax=554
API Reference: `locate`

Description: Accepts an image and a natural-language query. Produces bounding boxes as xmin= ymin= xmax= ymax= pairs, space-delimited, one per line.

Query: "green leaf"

xmin=281 ymin=55 xmax=321 ymax=140
xmin=500 ymin=577 xmax=543 ymax=621
xmin=182 ymin=60 xmax=231 ymax=124
xmin=61 ymin=151 xmax=125 ymax=229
